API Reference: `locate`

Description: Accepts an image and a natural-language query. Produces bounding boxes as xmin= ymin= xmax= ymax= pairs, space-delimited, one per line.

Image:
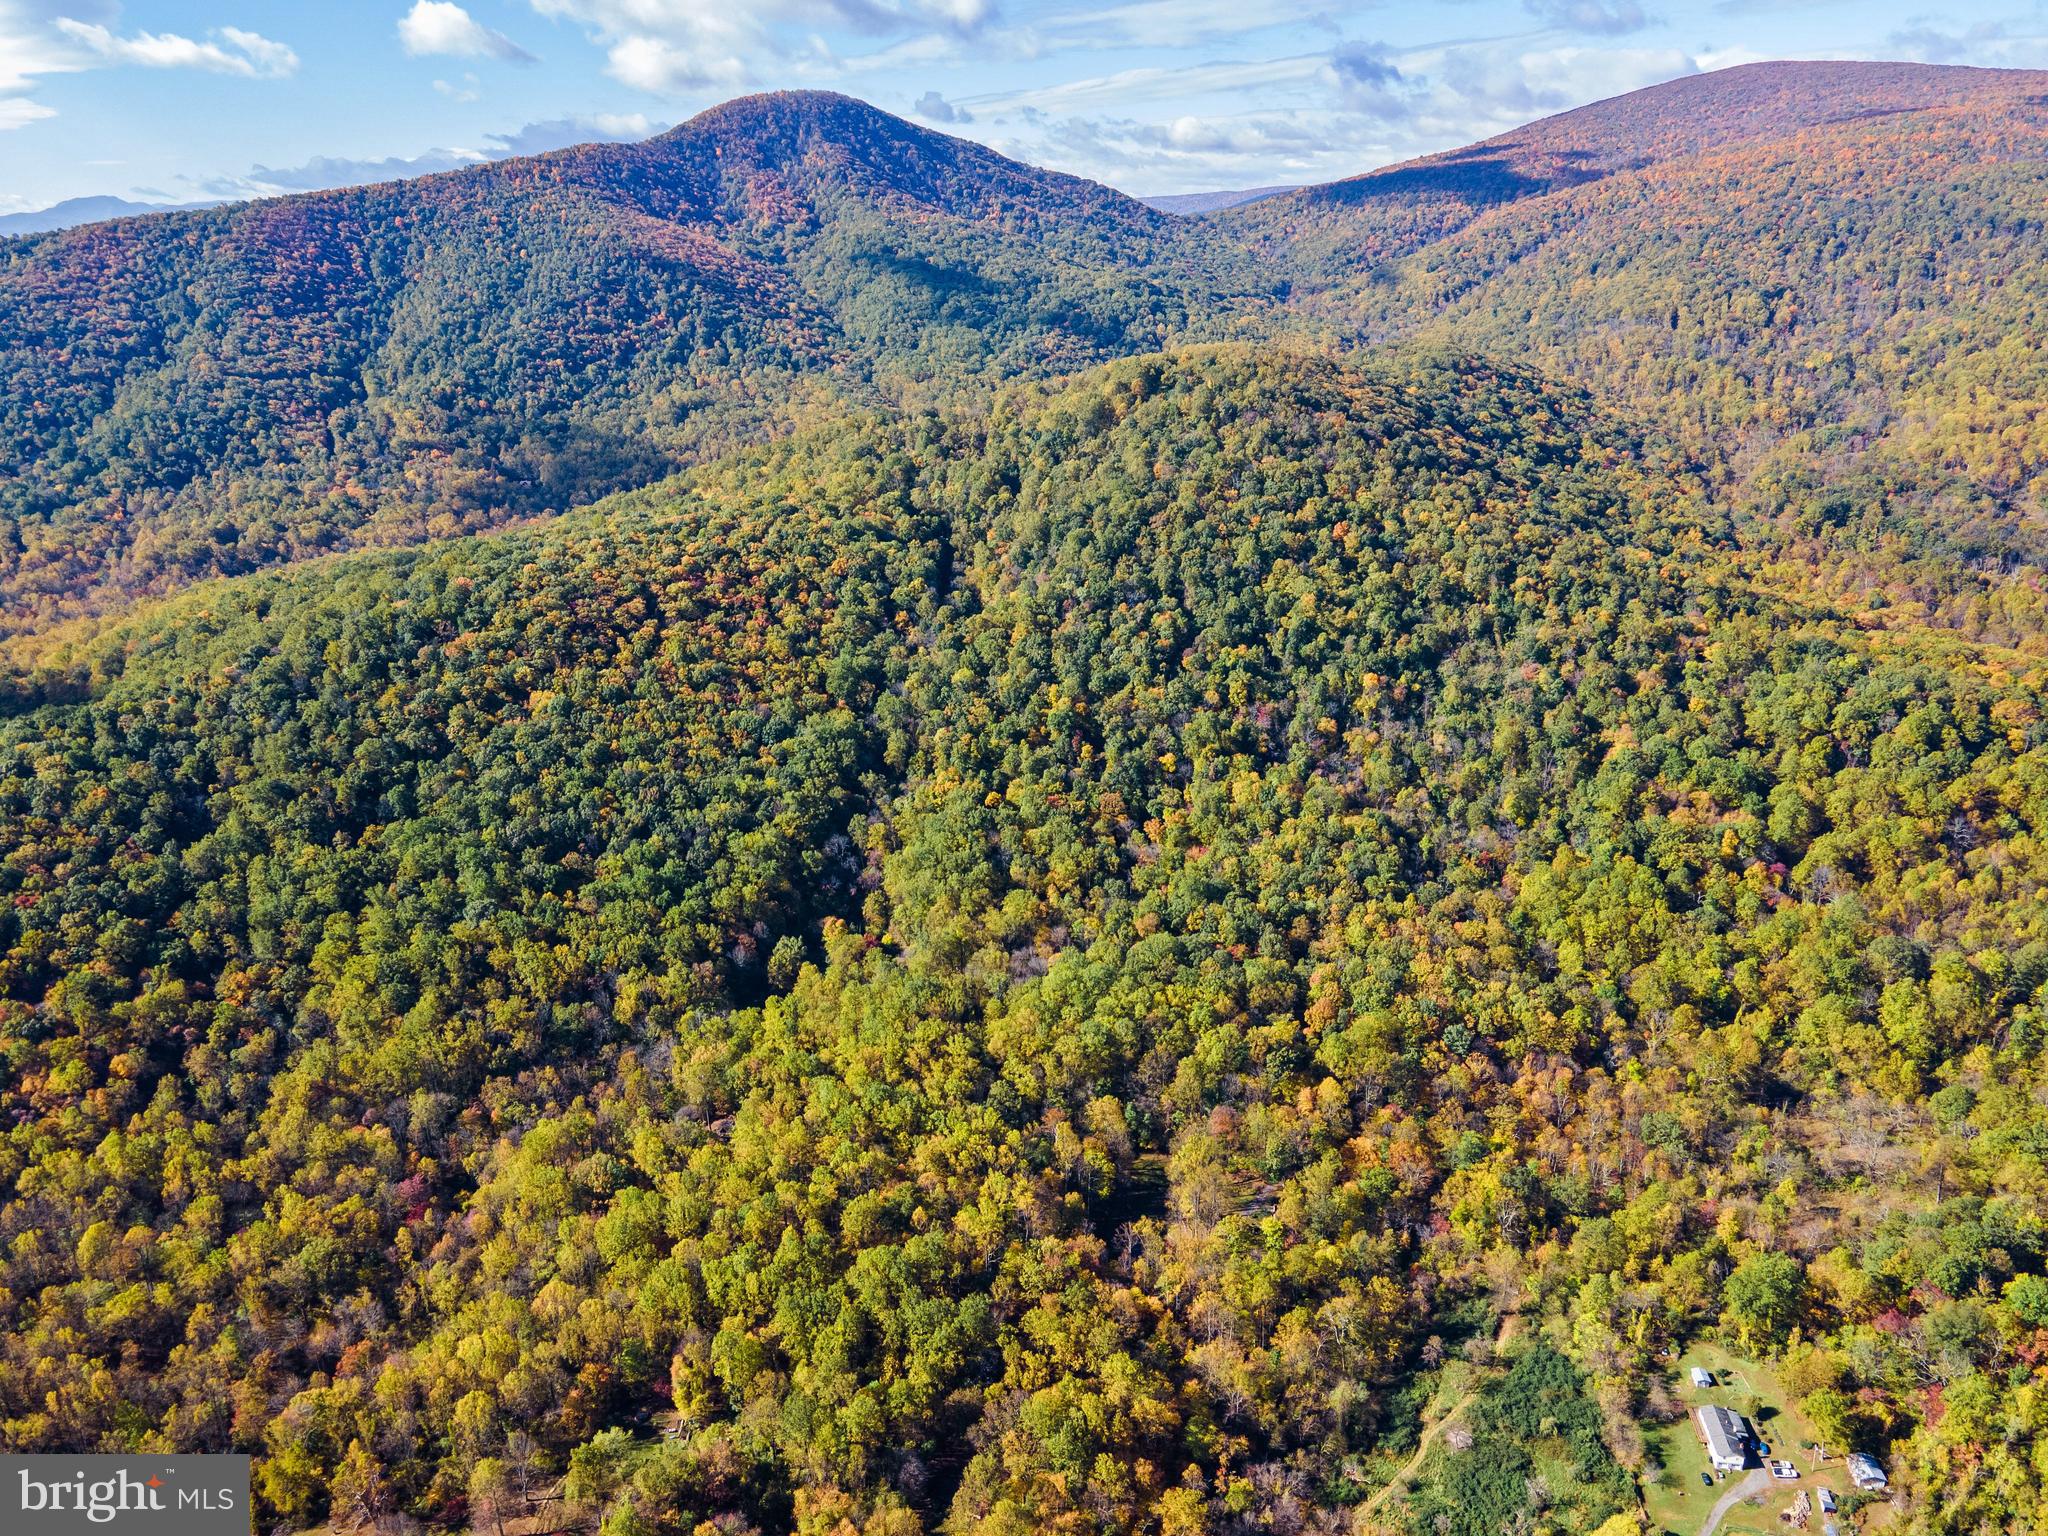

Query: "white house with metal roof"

xmin=1698 ymin=1404 xmax=1751 ymax=1472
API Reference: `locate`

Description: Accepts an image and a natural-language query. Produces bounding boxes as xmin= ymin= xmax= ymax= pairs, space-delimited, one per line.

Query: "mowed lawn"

xmin=1641 ymin=1342 xmax=1861 ymax=1536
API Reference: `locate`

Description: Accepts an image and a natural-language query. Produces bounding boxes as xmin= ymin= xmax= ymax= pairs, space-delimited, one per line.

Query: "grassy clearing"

xmin=1382 ymin=1339 xmax=1635 ymax=1536
xmin=1641 ymin=1341 xmax=1862 ymax=1536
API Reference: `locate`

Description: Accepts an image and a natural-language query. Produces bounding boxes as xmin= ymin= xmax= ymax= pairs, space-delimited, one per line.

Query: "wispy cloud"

xmin=53 ymin=18 xmax=298 ymax=78
xmin=0 ymin=96 xmax=57 ymax=129
xmin=529 ymin=0 xmax=998 ymax=93
xmin=1524 ymin=0 xmax=1651 ymax=35
xmin=1325 ymin=39 xmax=1414 ymax=116
xmin=223 ymin=147 xmax=488 ymax=195
xmin=1026 ymin=0 xmax=1352 ymax=50
xmin=0 ymin=2 xmax=68 ymax=129
xmin=961 ymin=53 xmax=1330 ymax=116
xmin=1 ymin=2 xmax=297 ymax=129
xmin=963 ymin=31 xmax=1706 ymax=192
xmin=197 ymin=112 xmax=666 ymax=198
xmin=1887 ymin=17 xmax=2048 ymax=64
xmin=483 ymin=111 xmax=664 ymax=154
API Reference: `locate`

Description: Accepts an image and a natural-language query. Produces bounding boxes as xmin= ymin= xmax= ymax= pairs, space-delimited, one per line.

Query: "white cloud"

xmin=964 ymin=53 xmax=1328 ymax=116
xmin=222 ymin=147 xmax=488 ymax=195
xmin=913 ymin=88 xmax=970 ymax=122
xmin=0 ymin=3 xmax=297 ymax=129
xmin=220 ymin=26 xmax=299 ymax=75
xmin=946 ymin=0 xmax=993 ymax=23
xmin=530 ymin=0 xmax=997 ymax=94
xmin=0 ymin=10 xmax=63 ymax=97
xmin=399 ymin=1 xmax=536 ymax=63
xmin=535 ymin=0 xmax=997 ymax=32
xmin=1031 ymin=0 xmax=1333 ymax=51
xmin=53 ymin=18 xmax=299 ymax=78
xmin=1483 ymin=42 xmax=1697 ymax=114
xmin=1692 ymin=45 xmax=1773 ymax=72
xmin=965 ymin=32 xmax=1709 ymax=195
xmin=1887 ymin=20 xmax=2048 ymax=66
xmin=605 ymin=32 xmax=750 ymax=92
xmin=0 ymin=94 xmax=56 ymax=128
xmin=1013 ymin=105 xmax=1375 ymax=191
xmin=831 ymin=31 xmax=965 ymax=74
xmin=198 ymin=112 xmax=665 ymax=198
xmin=482 ymin=111 xmax=663 ymax=154
xmin=0 ymin=3 xmax=85 ymax=128
xmin=1524 ymin=0 xmax=1649 ymax=35
xmin=1324 ymin=39 xmax=1414 ymax=118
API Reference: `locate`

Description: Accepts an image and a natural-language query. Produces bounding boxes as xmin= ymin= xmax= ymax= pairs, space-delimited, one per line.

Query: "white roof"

xmin=1697 ymin=1404 xmax=1749 ymax=1465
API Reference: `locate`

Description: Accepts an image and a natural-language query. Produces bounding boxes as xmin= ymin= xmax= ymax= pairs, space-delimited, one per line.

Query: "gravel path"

xmin=1697 ymin=1468 xmax=1773 ymax=1536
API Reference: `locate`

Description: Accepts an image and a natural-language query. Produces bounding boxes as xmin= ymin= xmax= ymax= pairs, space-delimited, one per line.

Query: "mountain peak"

xmin=634 ymin=87 xmax=1153 ymax=228
xmin=657 ymin=89 xmax=893 ymax=145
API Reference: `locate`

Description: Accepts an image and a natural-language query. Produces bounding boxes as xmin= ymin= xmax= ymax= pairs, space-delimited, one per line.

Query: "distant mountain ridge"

xmin=1229 ymin=60 xmax=2048 ymax=268
xmin=0 ymin=195 xmax=226 ymax=237
xmin=1138 ymin=185 xmax=1296 ymax=215
xmin=6 ymin=63 xmax=2048 ymax=635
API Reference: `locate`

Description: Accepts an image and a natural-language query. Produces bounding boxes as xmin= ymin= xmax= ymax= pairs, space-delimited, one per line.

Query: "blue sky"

xmin=2 ymin=0 xmax=2045 ymax=211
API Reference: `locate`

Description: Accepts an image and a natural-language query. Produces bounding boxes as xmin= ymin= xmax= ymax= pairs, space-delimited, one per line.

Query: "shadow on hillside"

xmin=1315 ymin=148 xmax=1605 ymax=208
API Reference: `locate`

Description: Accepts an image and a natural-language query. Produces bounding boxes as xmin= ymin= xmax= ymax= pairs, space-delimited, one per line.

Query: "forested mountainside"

xmin=12 ymin=61 xmax=2048 ymax=651
xmin=1290 ymin=76 xmax=2048 ymax=573
xmin=1228 ymin=61 xmax=2048 ymax=272
xmin=0 ymin=92 xmax=1259 ymax=632
xmin=9 ymin=55 xmax=2048 ymax=1536
xmin=6 ymin=63 xmax=2048 ymax=639
xmin=5 ymin=349 xmax=2048 ymax=1536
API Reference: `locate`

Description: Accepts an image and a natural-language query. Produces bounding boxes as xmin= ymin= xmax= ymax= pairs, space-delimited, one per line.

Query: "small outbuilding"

xmin=1690 ymin=1367 xmax=1715 ymax=1388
